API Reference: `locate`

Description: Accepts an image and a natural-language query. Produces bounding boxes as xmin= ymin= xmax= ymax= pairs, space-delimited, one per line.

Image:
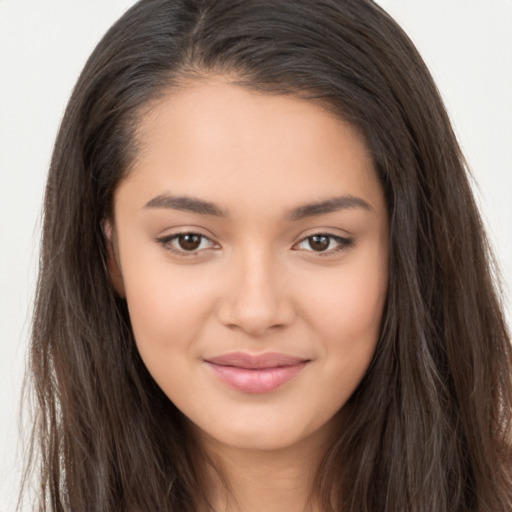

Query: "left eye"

xmin=294 ymin=234 xmax=353 ymax=253
xmin=158 ymin=233 xmax=216 ymax=253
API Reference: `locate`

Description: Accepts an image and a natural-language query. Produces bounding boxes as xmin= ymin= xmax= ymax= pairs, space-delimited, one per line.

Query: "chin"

xmin=193 ymin=411 xmax=339 ymax=455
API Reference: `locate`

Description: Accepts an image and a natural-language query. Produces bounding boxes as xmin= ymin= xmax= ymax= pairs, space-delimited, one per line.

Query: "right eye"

xmin=156 ymin=232 xmax=218 ymax=256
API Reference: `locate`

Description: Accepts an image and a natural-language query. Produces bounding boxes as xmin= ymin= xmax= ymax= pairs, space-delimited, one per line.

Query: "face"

xmin=108 ymin=78 xmax=389 ymax=453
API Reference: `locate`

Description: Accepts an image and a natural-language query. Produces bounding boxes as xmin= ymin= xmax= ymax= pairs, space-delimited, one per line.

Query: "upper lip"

xmin=204 ymin=352 xmax=309 ymax=369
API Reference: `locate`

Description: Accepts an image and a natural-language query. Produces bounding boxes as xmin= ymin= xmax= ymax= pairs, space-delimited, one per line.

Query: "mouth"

xmin=203 ymin=352 xmax=310 ymax=394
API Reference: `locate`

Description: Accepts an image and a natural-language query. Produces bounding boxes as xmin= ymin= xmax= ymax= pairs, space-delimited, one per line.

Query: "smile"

xmin=204 ymin=352 xmax=309 ymax=393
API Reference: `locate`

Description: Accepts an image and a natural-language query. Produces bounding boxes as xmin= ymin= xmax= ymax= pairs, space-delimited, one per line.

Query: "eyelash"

xmin=156 ymin=232 xmax=218 ymax=257
xmin=293 ymin=233 xmax=354 ymax=255
xmin=156 ymin=232 xmax=354 ymax=258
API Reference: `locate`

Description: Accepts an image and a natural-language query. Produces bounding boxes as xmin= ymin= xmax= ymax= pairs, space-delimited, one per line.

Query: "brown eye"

xmin=293 ymin=233 xmax=354 ymax=255
xmin=177 ymin=234 xmax=202 ymax=251
xmin=156 ymin=232 xmax=217 ymax=256
xmin=308 ymin=235 xmax=330 ymax=251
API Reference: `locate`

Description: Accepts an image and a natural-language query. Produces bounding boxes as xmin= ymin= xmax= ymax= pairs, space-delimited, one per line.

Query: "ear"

xmin=102 ymin=219 xmax=126 ymax=297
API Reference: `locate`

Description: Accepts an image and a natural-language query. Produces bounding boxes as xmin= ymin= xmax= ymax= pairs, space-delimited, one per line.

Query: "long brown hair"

xmin=25 ymin=0 xmax=512 ymax=510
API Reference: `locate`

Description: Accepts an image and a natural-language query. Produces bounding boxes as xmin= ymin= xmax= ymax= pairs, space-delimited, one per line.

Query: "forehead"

xmin=120 ymin=78 xmax=383 ymax=216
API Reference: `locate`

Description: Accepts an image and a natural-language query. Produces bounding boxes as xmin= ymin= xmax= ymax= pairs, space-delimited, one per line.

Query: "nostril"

xmin=215 ymin=259 xmax=296 ymax=334
xmin=217 ymin=298 xmax=294 ymax=336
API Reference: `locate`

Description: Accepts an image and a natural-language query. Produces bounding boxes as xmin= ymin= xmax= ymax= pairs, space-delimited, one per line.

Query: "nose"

xmin=217 ymin=248 xmax=295 ymax=336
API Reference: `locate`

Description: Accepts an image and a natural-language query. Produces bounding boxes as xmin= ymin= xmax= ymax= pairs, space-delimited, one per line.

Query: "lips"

xmin=204 ymin=352 xmax=309 ymax=393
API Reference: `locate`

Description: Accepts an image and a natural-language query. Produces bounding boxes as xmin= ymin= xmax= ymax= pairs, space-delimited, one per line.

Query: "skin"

xmin=106 ymin=78 xmax=389 ymax=511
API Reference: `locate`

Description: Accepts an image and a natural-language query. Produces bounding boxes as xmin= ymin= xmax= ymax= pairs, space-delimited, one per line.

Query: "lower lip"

xmin=205 ymin=362 xmax=307 ymax=393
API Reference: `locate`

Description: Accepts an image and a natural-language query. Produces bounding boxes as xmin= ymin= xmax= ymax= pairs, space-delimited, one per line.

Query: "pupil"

xmin=179 ymin=234 xmax=201 ymax=251
xmin=309 ymin=235 xmax=329 ymax=251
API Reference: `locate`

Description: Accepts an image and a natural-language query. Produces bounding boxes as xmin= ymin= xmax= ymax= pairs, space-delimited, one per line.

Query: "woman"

xmin=25 ymin=0 xmax=512 ymax=510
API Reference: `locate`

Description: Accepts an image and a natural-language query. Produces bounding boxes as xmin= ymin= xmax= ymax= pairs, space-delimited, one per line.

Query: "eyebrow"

xmin=144 ymin=194 xmax=227 ymax=217
xmin=144 ymin=193 xmax=373 ymax=219
xmin=288 ymin=195 xmax=373 ymax=221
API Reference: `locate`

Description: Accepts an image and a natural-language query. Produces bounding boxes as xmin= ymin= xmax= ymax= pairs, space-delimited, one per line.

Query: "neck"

xmin=194 ymin=421 xmax=338 ymax=512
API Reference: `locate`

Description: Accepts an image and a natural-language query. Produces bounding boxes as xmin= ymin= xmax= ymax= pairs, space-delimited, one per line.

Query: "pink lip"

xmin=204 ymin=352 xmax=309 ymax=394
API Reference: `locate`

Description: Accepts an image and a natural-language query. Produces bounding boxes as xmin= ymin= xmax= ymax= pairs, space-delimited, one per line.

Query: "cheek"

xmin=323 ymin=276 xmax=385 ymax=341
xmin=305 ymin=256 xmax=387 ymax=345
xmin=310 ymin=279 xmax=385 ymax=413
xmin=300 ymin=251 xmax=387 ymax=390
xmin=120 ymin=251 xmax=217 ymax=362
xmin=121 ymin=261 xmax=220 ymax=403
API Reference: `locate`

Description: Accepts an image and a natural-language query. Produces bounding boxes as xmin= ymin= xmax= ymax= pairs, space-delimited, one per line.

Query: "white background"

xmin=1 ymin=1 xmax=511 ymax=509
